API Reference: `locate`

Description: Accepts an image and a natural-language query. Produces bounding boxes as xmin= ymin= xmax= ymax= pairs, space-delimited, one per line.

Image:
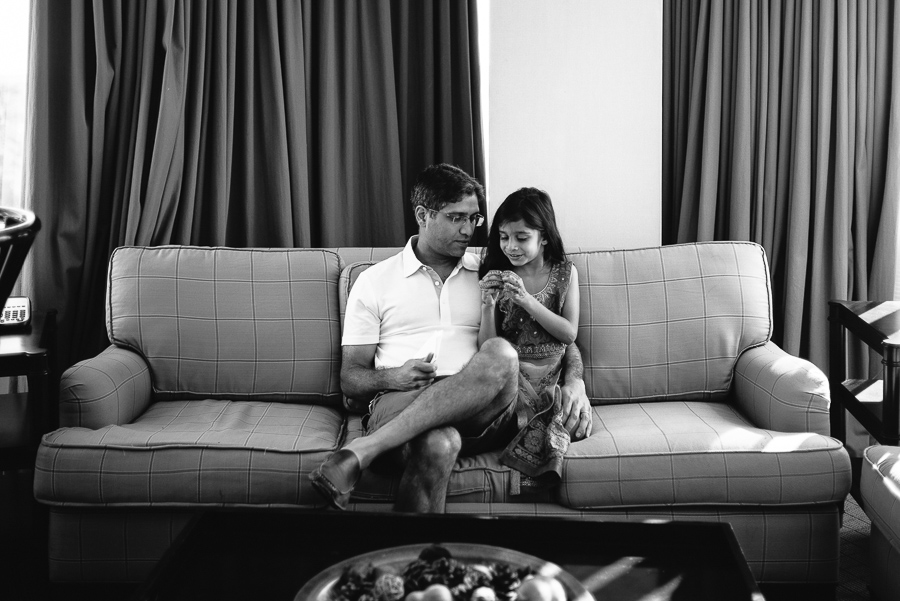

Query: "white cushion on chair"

xmin=861 ymin=445 xmax=900 ymax=601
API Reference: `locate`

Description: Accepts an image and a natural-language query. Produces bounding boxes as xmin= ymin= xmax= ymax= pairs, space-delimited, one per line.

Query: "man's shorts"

xmin=363 ymin=382 xmax=519 ymax=457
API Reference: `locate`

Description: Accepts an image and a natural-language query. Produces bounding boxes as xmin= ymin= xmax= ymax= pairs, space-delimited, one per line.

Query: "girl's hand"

xmin=481 ymin=287 xmax=500 ymax=307
xmin=479 ymin=271 xmax=504 ymax=306
xmin=502 ymin=271 xmax=530 ymax=306
xmin=480 ymin=270 xmax=504 ymax=289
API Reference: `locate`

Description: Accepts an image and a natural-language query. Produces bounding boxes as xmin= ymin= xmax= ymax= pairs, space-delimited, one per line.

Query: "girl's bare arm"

xmin=504 ymin=266 xmax=580 ymax=345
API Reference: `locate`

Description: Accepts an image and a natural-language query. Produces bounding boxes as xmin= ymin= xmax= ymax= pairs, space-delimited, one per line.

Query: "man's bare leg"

xmin=309 ymin=338 xmax=518 ymax=510
xmin=346 ymin=337 xmax=519 ymax=470
xmin=393 ymin=427 xmax=461 ymax=512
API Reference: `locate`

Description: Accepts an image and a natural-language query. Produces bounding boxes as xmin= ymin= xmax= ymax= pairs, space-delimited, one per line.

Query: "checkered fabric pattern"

xmin=329 ymin=247 xmax=405 ymax=266
xmin=343 ymin=402 xmax=850 ymax=509
xmin=558 ymin=401 xmax=848 ymax=508
xmin=35 ymin=399 xmax=343 ymax=506
xmin=47 ymin=509 xmax=193 ymax=582
xmin=861 ymin=445 xmax=900 ymax=600
xmin=45 ymin=503 xmax=839 ymax=585
xmin=106 ymin=246 xmax=343 ymax=405
xmin=38 ymin=242 xmax=850 ymax=588
xmin=571 ymin=242 xmax=771 ymax=402
xmin=732 ymin=340 xmax=831 ymax=435
xmin=58 ymin=344 xmax=153 ymax=429
xmin=344 ymin=414 xmax=542 ymax=505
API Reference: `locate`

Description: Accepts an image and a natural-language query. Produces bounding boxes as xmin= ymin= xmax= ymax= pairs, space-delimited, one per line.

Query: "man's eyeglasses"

xmin=428 ymin=209 xmax=485 ymax=227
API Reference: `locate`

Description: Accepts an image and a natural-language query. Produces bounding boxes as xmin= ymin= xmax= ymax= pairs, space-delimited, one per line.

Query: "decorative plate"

xmin=294 ymin=542 xmax=595 ymax=601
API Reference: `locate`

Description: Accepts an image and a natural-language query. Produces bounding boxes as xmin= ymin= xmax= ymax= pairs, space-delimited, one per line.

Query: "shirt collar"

xmin=402 ymin=236 xmax=480 ymax=277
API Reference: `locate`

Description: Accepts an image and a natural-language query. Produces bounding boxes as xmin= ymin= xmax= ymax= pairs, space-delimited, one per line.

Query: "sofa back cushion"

xmin=106 ymin=246 xmax=343 ymax=405
xmin=572 ymin=242 xmax=772 ymax=403
xmin=335 ymin=242 xmax=771 ymax=404
xmin=330 ymin=247 xmax=405 ymax=266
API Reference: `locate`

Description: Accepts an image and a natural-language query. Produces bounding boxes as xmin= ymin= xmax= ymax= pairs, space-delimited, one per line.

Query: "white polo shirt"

xmin=342 ymin=237 xmax=482 ymax=377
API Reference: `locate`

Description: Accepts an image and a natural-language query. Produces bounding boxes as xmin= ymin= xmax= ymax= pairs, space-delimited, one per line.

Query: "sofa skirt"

xmin=869 ymin=524 xmax=900 ymax=601
xmin=46 ymin=502 xmax=841 ymax=586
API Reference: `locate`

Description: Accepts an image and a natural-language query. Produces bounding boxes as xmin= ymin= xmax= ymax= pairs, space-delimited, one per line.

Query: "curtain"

xmin=26 ymin=0 xmax=484 ymax=372
xmin=663 ymin=0 xmax=900 ymax=374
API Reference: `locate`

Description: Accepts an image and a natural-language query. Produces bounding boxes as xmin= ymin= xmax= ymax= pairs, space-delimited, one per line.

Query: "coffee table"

xmin=131 ymin=509 xmax=762 ymax=601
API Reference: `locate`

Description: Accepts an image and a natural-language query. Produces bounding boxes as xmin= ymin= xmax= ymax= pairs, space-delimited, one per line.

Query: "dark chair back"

xmin=0 ymin=207 xmax=40 ymax=308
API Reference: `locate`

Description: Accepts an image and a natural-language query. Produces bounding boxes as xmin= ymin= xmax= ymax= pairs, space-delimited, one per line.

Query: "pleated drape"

xmin=663 ymin=0 xmax=900 ymax=372
xmin=26 ymin=0 xmax=484 ymax=370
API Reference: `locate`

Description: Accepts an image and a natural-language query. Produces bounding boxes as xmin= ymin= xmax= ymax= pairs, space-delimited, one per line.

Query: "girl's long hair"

xmin=479 ymin=187 xmax=567 ymax=278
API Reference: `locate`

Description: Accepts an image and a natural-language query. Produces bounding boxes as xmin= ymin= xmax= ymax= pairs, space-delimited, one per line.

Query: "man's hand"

xmin=560 ymin=378 xmax=592 ymax=441
xmin=391 ymin=357 xmax=437 ymax=390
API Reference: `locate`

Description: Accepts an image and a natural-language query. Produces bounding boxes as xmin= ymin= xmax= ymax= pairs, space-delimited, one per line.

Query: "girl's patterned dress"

xmin=496 ymin=261 xmax=573 ymax=492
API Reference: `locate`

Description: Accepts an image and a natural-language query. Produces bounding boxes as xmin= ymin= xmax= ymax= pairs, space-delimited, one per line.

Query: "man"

xmin=310 ymin=164 xmax=592 ymax=512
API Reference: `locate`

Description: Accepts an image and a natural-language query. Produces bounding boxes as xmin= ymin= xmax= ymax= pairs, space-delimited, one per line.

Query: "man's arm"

xmin=341 ymin=345 xmax=437 ymax=403
xmin=559 ymin=342 xmax=592 ymax=440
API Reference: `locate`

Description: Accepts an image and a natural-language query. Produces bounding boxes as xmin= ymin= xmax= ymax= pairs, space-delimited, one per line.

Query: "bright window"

xmin=0 ymin=0 xmax=29 ymax=209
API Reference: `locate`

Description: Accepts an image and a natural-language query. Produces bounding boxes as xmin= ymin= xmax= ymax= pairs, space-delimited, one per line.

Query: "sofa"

xmin=33 ymin=241 xmax=851 ymax=588
xmin=861 ymin=444 xmax=900 ymax=600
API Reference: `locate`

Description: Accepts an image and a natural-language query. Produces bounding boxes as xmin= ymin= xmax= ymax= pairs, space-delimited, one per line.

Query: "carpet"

xmin=839 ymin=495 xmax=871 ymax=601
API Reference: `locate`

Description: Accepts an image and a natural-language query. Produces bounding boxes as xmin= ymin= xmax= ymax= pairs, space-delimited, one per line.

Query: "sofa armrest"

xmin=732 ymin=340 xmax=831 ymax=435
xmin=59 ymin=345 xmax=152 ymax=429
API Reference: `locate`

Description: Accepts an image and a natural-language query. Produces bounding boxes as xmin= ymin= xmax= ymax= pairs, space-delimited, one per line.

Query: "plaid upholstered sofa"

xmin=34 ymin=241 xmax=851 ymax=588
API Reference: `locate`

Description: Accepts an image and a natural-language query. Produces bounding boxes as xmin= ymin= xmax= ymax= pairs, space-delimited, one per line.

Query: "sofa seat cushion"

xmin=342 ymin=416 xmax=553 ymax=504
xmin=34 ymin=400 xmax=343 ymax=506
xmin=558 ymin=401 xmax=850 ymax=508
xmin=341 ymin=403 xmax=850 ymax=508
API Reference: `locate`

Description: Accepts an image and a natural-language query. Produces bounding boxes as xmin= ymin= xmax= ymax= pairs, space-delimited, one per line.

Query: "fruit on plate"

xmin=515 ymin=575 xmax=566 ymax=601
xmin=420 ymin=583 xmax=453 ymax=601
xmin=469 ymin=586 xmax=497 ymax=601
xmin=326 ymin=544 xmax=558 ymax=601
xmin=372 ymin=573 xmax=405 ymax=601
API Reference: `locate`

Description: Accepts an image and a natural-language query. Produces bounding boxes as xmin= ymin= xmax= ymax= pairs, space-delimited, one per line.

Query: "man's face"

xmin=418 ymin=194 xmax=482 ymax=258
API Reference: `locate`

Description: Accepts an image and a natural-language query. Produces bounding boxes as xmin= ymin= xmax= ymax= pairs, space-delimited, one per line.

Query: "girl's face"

xmin=498 ymin=219 xmax=547 ymax=268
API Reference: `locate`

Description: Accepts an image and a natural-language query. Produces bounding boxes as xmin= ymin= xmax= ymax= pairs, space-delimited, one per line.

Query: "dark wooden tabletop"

xmin=829 ymin=300 xmax=900 ymax=348
xmin=132 ymin=508 xmax=761 ymax=601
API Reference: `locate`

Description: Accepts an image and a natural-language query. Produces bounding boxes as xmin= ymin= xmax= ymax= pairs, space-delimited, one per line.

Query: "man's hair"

xmin=410 ymin=163 xmax=485 ymax=212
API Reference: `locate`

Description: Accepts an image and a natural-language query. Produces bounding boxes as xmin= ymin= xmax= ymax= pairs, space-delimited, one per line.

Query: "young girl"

xmin=478 ymin=187 xmax=580 ymax=491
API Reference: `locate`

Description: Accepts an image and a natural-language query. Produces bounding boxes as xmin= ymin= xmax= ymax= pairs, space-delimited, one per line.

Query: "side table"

xmin=0 ymin=309 xmax=58 ymax=471
xmin=828 ymin=300 xmax=900 ymax=446
xmin=828 ymin=300 xmax=900 ymax=499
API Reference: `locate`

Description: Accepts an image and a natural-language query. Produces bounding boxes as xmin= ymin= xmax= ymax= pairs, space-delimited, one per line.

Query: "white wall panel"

xmin=487 ymin=0 xmax=662 ymax=248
